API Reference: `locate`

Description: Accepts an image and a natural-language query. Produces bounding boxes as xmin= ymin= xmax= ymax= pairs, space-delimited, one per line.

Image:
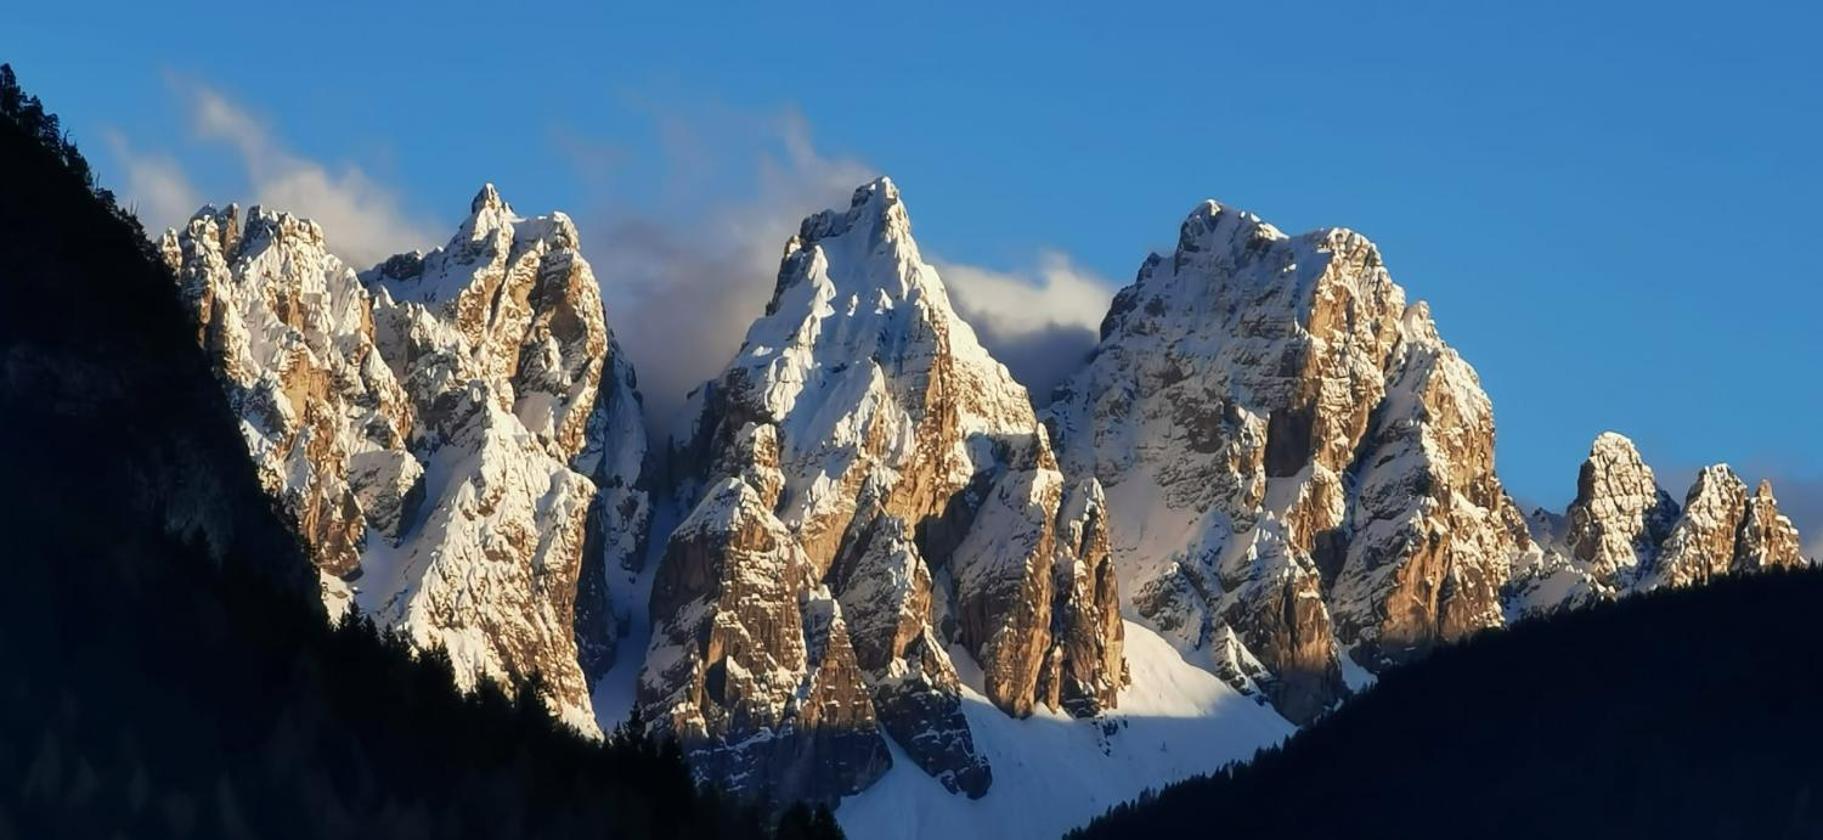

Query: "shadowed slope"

xmin=1073 ymin=567 xmax=1823 ymax=839
xmin=0 ymin=64 xmax=836 ymax=840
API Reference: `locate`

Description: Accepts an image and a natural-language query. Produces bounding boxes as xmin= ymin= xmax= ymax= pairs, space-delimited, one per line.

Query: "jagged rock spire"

xmin=1513 ymin=435 xmax=1809 ymax=613
xmin=1738 ymin=480 xmax=1807 ymax=571
xmin=161 ymin=205 xmax=416 ymax=583
xmin=165 ymin=186 xmax=649 ymax=737
xmin=1643 ymin=465 xmax=1749 ymax=590
xmin=641 ymin=177 xmax=1124 ymax=803
xmin=1563 ymin=432 xmax=1681 ymax=585
xmin=1048 ymin=198 xmax=1534 ymax=721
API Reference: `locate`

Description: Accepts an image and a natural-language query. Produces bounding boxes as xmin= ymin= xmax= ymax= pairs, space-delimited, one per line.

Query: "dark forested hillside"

xmin=1073 ymin=567 xmax=1823 ymax=839
xmin=0 ymin=64 xmax=837 ymax=839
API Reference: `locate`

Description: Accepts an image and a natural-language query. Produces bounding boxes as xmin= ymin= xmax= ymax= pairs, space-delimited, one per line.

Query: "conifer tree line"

xmin=1073 ymin=566 xmax=1823 ymax=839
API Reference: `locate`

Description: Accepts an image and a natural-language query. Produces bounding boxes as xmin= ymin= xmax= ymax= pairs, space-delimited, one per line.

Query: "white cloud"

xmin=938 ymin=251 xmax=1115 ymax=340
xmin=103 ymin=131 xmax=202 ymax=235
xmin=110 ymin=84 xmax=1115 ymax=429
xmin=108 ymin=82 xmax=435 ymax=267
xmin=561 ymin=101 xmax=1121 ymax=432
xmin=936 ymin=252 xmax=1116 ymax=404
xmin=566 ymin=105 xmax=875 ymax=433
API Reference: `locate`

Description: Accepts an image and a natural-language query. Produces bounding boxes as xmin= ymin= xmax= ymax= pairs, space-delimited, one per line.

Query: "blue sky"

xmin=6 ymin=0 xmax=1819 ymax=532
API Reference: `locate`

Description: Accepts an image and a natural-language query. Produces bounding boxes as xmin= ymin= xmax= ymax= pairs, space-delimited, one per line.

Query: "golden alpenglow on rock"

xmin=166 ymin=186 xmax=650 ymax=736
xmin=640 ymin=179 xmax=1125 ymax=802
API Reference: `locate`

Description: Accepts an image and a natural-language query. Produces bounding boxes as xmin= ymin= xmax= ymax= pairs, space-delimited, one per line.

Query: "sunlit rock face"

xmin=1329 ymin=302 xmax=1533 ymax=668
xmin=1047 ymin=200 xmax=1534 ymax=722
xmin=640 ymin=178 xmax=1124 ymax=803
xmin=1040 ymin=478 xmax=1126 ymax=717
xmin=1510 ymin=433 xmax=1809 ymax=615
xmin=1642 ymin=470 xmax=1808 ymax=590
xmin=1564 ymin=432 xmax=1682 ymax=587
xmin=165 ymin=186 xmax=649 ymax=736
xmin=1641 ymin=465 xmax=1751 ymax=591
xmin=643 ymin=424 xmax=890 ymax=804
xmin=164 ymin=206 xmax=417 ymax=583
xmin=1735 ymin=480 xmax=1807 ymax=573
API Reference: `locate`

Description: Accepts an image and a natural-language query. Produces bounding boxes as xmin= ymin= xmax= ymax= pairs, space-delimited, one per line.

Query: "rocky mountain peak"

xmin=242 ymin=204 xmax=331 ymax=250
xmin=799 ymin=176 xmax=908 ymax=249
xmin=471 ymin=181 xmax=506 ymax=214
xmin=763 ymin=175 xmax=937 ymax=325
xmin=451 ymin=181 xmax=514 ymax=245
xmin=160 ymin=200 xmax=415 ymax=582
xmin=185 ymin=202 xmax=242 ymax=253
xmin=1176 ymin=199 xmax=1280 ymax=253
xmin=642 ymin=178 xmax=1124 ymax=804
xmin=1739 ymin=479 xmax=1806 ymax=571
xmin=1562 ymin=432 xmax=1680 ymax=586
xmin=166 ymin=185 xmax=649 ymax=737
xmin=1511 ymin=435 xmax=1808 ymax=615
xmin=1642 ymin=464 xmax=1749 ymax=590
xmin=1638 ymin=465 xmax=1809 ymax=589
xmin=1049 ymin=197 xmax=1529 ymax=722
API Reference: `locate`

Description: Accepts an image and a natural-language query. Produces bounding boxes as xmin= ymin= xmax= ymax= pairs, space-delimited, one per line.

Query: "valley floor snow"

xmin=835 ymin=620 xmax=1294 ymax=840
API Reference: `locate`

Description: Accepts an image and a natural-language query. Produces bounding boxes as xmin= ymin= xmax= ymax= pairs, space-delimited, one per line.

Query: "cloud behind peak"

xmin=108 ymin=79 xmax=436 ymax=268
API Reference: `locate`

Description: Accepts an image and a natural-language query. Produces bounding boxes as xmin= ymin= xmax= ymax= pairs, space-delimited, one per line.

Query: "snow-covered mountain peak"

xmin=1151 ymin=200 xmax=1394 ymax=311
xmin=471 ymin=181 xmax=506 ymax=214
xmin=167 ymin=186 xmax=651 ymax=738
xmin=181 ymin=203 xmax=242 ymax=251
xmin=1173 ymin=199 xmax=1284 ymax=259
xmin=244 ymin=204 xmax=329 ymax=246
xmin=643 ymin=178 xmax=1125 ymax=805
xmin=364 ymin=183 xmax=577 ymax=312
xmin=180 ymin=202 xmax=346 ymax=275
xmin=1636 ymin=461 xmax=1810 ymax=587
xmin=449 ymin=181 xmax=514 ymax=245
xmin=1400 ymin=300 xmax=1441 ymax=343
xmin=1049 ymin=196 xmax=1531 ymax=720
xmin=1564 ymin=430 xmax=1679 ymax=583
xmin=1510 ymin=431 xmax=1807 ymax=615
xmin=1590 ymin=430 xmax=1644 ymax=463
xmin=1740 ymin=478 xmax=1807 ymax=571
xmin=1695 ymin=463 xmax=1739 ymax=487
xmin=721 ymin=174 xmax=1032 ymax=446
xmin=796 ymin=176 xmax=908 ymax=252
xmin=766 ymin=176 xmax=938 ymax=315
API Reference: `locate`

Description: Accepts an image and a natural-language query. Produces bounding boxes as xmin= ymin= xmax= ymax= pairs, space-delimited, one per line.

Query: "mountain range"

xmin=155 ymin=169 xmax=1813 ymax=837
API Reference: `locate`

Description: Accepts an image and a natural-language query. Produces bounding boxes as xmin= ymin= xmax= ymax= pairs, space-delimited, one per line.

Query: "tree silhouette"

xmin=0 ymin=62 xmax=841 ymax=840
xmin=1073 ymin=567 xmax=1823 ymax=840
